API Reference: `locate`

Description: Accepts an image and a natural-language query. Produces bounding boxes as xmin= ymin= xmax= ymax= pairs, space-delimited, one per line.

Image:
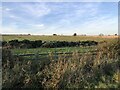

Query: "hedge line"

xmin=2 ymin=39 xmax=98 ymax=48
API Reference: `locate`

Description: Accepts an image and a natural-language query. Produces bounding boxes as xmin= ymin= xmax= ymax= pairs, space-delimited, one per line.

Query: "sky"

xmin=1 ymin=2 xmax=118 ymax=35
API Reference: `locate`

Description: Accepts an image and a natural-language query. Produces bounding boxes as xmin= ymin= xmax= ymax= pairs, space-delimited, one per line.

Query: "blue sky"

xmin=1 ymin=2 xmax=118 ymax=35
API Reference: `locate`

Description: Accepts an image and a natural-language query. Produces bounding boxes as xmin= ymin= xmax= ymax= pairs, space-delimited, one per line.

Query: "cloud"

xmin=21 ymin=3 xmax=51 ymax=18
xmin=4 ymin=8 xmax=12 ymax=11
xmin=75 ymin=16 xmax=118 ymax=35
xmin=0 ymin=6 xmax=2 ymax=24
xmin=2 ymin=0 xmax=119 ymax=2
xmin=83 ymin=3 xmax=100 ymax=16
xmin=1 ymin=2 xmax=118 ymax=35
xmin=1 ymin=23 xmax=46 ymax=35
xmin=33 ymin=24 xmax=44 ymax=27
xmin=30 ymin=24 xmax=45 ymax=30
xmin=43 ymin=2 xmax=101 ymax=34
xmin=2 ymin=2 xmax=51 ymax=24
xmin=57 ymin=2 xmax=101 ymax=25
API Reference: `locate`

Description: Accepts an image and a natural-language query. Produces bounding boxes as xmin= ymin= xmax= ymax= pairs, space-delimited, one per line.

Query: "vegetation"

xmin=2 ymin=38 xmax=120 ymax=89
xmin=11 ymin=46 xmax=95 ymax=55
xmin=73 ymin=33 xmax=77 ymax=36
xmin=2 ymin=39 xmax=98 ymax=49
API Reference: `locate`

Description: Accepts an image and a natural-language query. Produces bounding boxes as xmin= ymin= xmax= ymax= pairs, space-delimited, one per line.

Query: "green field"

xmin=2 ymin=35 xmax=118 ymax=60
xmin=3 ymin=35 xmax=117 ymax=56
xmin=11 ymin=46 xmax=96 ymax=55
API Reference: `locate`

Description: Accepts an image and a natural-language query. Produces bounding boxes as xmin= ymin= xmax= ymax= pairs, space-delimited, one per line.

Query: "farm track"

xmin=13 ymin=50 xmax=98 ymax=60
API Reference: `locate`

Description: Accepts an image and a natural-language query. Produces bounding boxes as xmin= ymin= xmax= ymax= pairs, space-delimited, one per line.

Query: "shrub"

xmin=73 ymin=33 xmax=77 ymax=36
xmin=3 ymin=40 xmax=98 ymax=49
xmin=53 ymin=34 xmax=57 ymax=36
xmin=2 ymin=41 xmax=7 ymax=46
xmin=9 ymin=39 xmax=19 ymax=48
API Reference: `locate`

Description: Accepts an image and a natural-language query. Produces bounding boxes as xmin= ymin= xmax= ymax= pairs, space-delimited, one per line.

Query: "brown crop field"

xmin=2 ymin=35 xmax=118 ymax=42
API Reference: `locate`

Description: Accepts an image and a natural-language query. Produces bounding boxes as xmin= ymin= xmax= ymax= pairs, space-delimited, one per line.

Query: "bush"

xmin=73 ymin=33 xmax=77 ymax=36
xmin=3 ymin=40 xmax=98 ymax=49
xmin=2 ymin=41 xmax=7 ymax=46
xmin=9 ymin=39 xmax=19 ymax=48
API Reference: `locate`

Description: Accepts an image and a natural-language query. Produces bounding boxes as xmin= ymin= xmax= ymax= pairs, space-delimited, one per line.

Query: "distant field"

xmin=2 ymin=35 xmax=118 ymax=42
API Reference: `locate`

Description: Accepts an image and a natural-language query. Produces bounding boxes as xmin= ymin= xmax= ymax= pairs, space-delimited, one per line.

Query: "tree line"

xmin=2 ymin=39 xmax=98 ymax=49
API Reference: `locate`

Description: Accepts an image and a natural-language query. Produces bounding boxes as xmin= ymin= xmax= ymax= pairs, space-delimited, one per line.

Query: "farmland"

xmin=11 ymin=46 xmax=96 ymax=60
xmin=2 ymin=1 xmax=120 ymax=89
xmin=2 ymin=35 xmax=117 ymax=56
xmin=2 ymin=35 xmax=120 ymax=89
xmin=2 ymin=35 xmax=100 ymax=55
xmin=2 ymin=35 xmax=118 ymax=42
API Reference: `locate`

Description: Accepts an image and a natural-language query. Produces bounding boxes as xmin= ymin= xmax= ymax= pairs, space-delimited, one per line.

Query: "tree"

xmin=53 ymin=34 xmax=57 ymax=36
xmin=99 ymin=33 xmax=104 ymax=36
xmin=73 ymin=33 xmax=77 ymax=36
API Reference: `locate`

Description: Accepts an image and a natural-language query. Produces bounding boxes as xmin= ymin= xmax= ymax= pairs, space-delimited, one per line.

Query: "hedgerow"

xmin=2 ymin=39 xmax=98 ymax=48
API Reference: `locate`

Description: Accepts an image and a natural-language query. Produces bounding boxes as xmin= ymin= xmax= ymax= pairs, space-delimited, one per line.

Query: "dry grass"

xmin=2 ymin=39 xmax=120 ymax=88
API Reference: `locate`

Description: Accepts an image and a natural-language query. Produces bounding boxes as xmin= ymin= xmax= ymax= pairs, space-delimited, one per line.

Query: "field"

xmin=2 ymin=35 xmax=118 ymax=42
xmin=12 ymin=46 xmax=95 ymax=54
xmin=2 ymin=35 xmax=117 ymax=57
xmin=2 ymin=35 xmax=120 ymax=89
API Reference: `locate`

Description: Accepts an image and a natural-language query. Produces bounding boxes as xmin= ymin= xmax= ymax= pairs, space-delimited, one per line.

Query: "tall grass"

xmin=2 ymin=40 xmax=120 ymax=88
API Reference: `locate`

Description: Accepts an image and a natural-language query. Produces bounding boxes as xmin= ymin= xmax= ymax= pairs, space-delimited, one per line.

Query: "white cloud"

xmin=2 ymin=2 xmax=51 ymax=24
xmin=9 ymin=15 xmax=19 ymax=19
xmin=2 ymin=7 xmax=12 ymax=12
xmin=21 ymin=3 xmax=51 ymax=18
xmin=75 ymin=16 xmax=118 ymax=35
xmin=2 ymin=0 xmax=119 ymax=2
xmin=5 ymin=8 xmax=12 ymax=11
xmin=30 ymin=24 xmax=45 ymax=30
xmin=33 ymin=24 xmax=44 ymax=27
xmin=83 ymin=3 xmax=100 ymax=16
xmin=1 ymin=23 xmax=46 ymax=35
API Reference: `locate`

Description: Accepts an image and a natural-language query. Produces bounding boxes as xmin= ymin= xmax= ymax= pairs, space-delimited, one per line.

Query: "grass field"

xmin=2 ymin=35 xmax=118 ymax=42
xmin=3 ymin=35 xmax=118 ymax=57
xmin=11 ymin=46 xmax=95 ymax=55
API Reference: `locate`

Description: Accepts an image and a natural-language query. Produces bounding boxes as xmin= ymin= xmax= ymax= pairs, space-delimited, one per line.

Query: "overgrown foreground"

xmin=2 ymin=40 xmax=120 ymax=89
